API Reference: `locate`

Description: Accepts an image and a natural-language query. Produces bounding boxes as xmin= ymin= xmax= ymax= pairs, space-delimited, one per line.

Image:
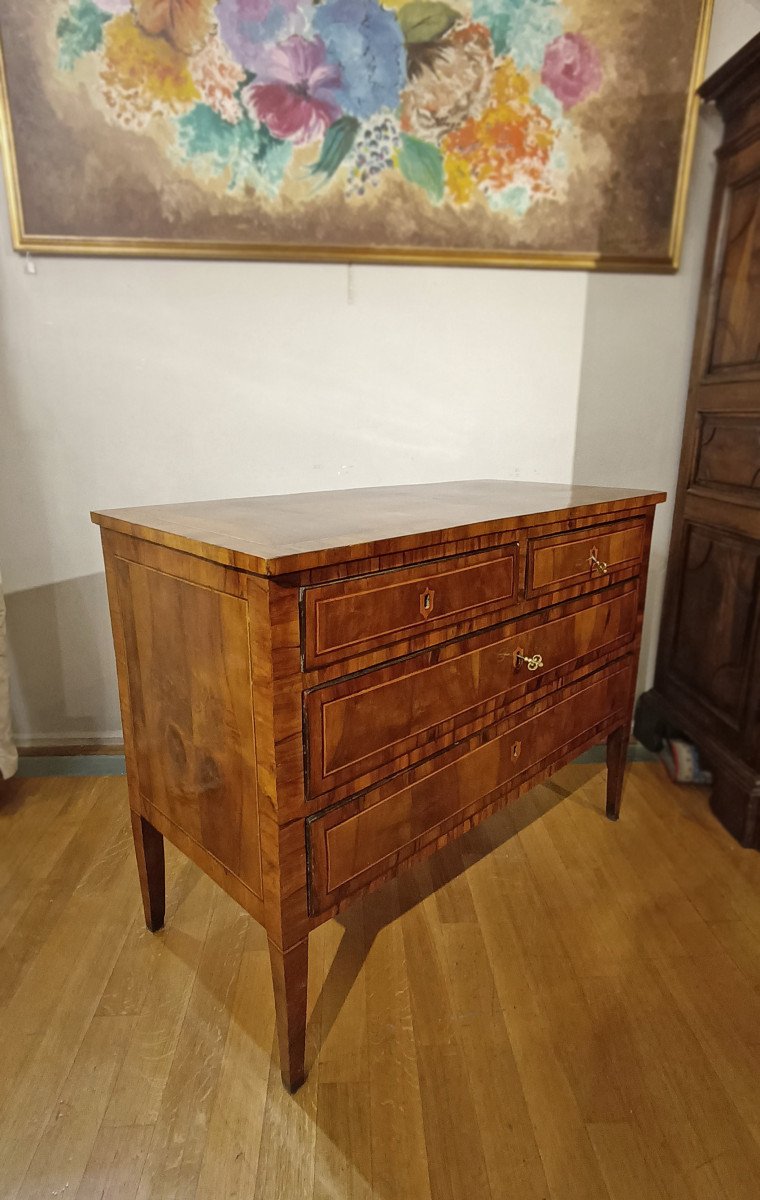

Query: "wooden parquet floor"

xmin=2 ymin=762 xmax=760 ymax=1200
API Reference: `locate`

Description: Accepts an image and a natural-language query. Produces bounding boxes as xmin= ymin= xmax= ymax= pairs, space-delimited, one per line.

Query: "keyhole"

xmin=420 ymin=586 xmax=435 ymax=618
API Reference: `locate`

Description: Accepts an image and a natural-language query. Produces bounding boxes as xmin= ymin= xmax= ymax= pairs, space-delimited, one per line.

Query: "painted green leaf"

xmin=398 ymin=134 xmax=444 ymax=204
xmin=176 ymin=106 xmax=292 ymax=196
xmin=56 ymin=0 xmax=109 ymax=72
xmin=397 ymin=1 xmax=458 ymax=45
xmin=471 ymin=0 xmax=562 ymax=63
xmin=310 ymin=117 xmax=360 ymax=181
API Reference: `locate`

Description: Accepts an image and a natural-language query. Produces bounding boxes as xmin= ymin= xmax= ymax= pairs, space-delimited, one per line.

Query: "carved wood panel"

xmin=709 ymin=171 xmax=760 ymax=373
xmin=669 ymin=523 xmax=760 ymax=729
xmin=692 ymin=413 xmax=760 ymax=504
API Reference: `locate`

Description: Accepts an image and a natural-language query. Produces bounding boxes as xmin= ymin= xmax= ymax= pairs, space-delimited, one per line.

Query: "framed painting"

xmin=0 ymin=0 xmax=713 ymax=269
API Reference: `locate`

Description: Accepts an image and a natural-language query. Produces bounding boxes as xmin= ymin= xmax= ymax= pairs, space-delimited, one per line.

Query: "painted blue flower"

xmin=471 ymin=0 xmax=562 ymax=68
xmin=313 ymin=0 xmax=406 ymax=121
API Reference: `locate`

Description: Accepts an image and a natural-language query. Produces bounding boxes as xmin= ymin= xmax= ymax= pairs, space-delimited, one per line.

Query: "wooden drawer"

xmin=305 ymin=583 xmax=638 ymax=799
xmin=527 ymin=518 xmax=646 ymax=596
xmin=302 ymin=544 xmax=519 ymax=668
xmin=308 ymin=661 xmax=633 ymax=912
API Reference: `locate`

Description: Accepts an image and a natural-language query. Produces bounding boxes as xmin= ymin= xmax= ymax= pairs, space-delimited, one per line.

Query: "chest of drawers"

xmin=92 ymin=480 xmax=664 ymax=1090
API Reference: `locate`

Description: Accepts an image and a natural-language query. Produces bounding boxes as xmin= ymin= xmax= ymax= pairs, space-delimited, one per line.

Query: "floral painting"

xmin=0 ymin=0 xmax=711 ymax=267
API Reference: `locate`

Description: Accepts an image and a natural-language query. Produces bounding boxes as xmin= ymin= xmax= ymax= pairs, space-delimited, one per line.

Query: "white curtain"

xmin=0 ymin=565 xmax=17 ymax=779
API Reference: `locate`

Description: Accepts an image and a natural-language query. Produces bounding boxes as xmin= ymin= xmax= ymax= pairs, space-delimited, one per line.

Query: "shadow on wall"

xmin=5 ymin=573 xmax=121 ymax=746
xmin=0 ymin=217 xmax=122 ymax=747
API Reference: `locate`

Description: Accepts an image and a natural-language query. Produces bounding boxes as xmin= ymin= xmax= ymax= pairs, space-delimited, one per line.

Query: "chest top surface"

xmin=91 ymin=479 xmax=666 ymax=576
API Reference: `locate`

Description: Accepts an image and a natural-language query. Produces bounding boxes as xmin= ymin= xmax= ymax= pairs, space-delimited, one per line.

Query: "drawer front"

xmin=527 ymin=519 xmax=646 ymax=596
xmin=305 ymin=584 xmax=639 ymax=799
xmin=303 ymin=544 xmax=519 ymax=668
xmin=308 ymin=662 xmax=633 ymax=912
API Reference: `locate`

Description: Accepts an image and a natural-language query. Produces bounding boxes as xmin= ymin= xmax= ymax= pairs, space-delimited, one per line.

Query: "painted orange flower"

xmin=190 ymin=35 xmax=247 ymax=124
xmin=442 ymin=60 xmax=558 ymax=206
xmin=100 ymin=13 xmax=199 ymax=130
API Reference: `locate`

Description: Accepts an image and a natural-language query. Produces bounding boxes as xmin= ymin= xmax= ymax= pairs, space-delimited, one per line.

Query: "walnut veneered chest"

xmin=92 ymin=479 xmax=664 ymax=1090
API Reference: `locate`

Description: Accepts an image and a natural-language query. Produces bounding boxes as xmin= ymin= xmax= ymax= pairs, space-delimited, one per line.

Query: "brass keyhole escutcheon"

xmin=511 ymin=741 xmax=522 ymax=761
xmin=590 ymin=547 xmax=608 ymax=575
xmin=513 ymin=648 xmax=544 ymax=672
xmin=420 ymin=586 xmax=435 ymax=619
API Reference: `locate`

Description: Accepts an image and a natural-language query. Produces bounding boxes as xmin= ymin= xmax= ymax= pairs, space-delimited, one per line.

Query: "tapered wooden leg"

xmin=606 ymin=725 xmax=630 ymax=821
xmin=269 ymin=937 xmax=308 ymax=1093
xmin=129 ymin=810 xmax=165 ymax=932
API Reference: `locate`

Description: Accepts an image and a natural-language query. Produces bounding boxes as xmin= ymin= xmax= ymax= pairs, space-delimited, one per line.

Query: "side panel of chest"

xmin=105 ymin=533 xmax=265 ymax=908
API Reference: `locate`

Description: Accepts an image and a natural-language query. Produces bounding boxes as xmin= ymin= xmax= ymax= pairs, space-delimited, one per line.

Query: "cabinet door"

xmin=656 ymin=120 xmax=760 ymax=764
xmin=663 ymin=522 xmax=760 ymax=743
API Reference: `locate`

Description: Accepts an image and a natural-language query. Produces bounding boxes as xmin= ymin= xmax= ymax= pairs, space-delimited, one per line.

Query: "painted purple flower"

xmin=215 ymin=0 xmax=303 ymax=71
xmin=541 ymin=33 xmax=602 ymax=109
xmin=242 ymin=36 xmax=342 ymax=145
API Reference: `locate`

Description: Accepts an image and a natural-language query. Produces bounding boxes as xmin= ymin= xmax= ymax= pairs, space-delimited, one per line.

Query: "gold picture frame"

xmin=0 ymin=1 xmax=710 ymax=270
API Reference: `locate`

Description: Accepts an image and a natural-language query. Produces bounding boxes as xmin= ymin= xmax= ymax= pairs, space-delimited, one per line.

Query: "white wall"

xmin=0 ymin=255 xmax=587 ymax=594
xmin=0 ymin=199 xmax=587 ymax=742
xmin=1 ymin=0 xmax=758 ymax=746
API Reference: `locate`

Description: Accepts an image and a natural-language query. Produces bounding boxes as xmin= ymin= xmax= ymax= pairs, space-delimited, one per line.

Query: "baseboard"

xmin=14 ymin=755 xmax=127 ymax=778
xmin=17 ymin=737 xmax=125 ymax=756
xmin=11 ymin=742 xmax=657 ymax=780
xmin=18 ymin=741 xmax=126 ymax=757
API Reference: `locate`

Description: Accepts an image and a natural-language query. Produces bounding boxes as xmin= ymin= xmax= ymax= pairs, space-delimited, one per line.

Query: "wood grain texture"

xmin=309 ymin=664 xmax=633 ymax=911
xmin=300 ymin=521 xmax=652 ymax=685
xmin=91 ymin=480 xmax=665 ymax=576
xmin=605 ymin=725 xmax=630 ymax=821
xmin=709 ymin=172 xmax=760 ymax=373
xmin=307 ymin=586 xmax=639 ymax=798
xmin=303 ymin=543 xmax=519 ymax=669
xmin=669 ymin=523 xmax=760 ymax=736
xmin=527 ymin=518 xmax=646 ymax=596
xmin=270 ymin=938 xmax=309 ymax=1092
xmin=4 ymin=766 xmax=760 ymax=1198
xmin=246 ymin=573 xmax=310 ymax=941
xmin=114 ymin=553 xmax=263 ymax=899
xmin=693 ymin=414 xmax=760 ymax=503
xmin=129 ymin=811 xmax=164 ymax=932
xmin=641 ymin=40 xmax=760 ymax=849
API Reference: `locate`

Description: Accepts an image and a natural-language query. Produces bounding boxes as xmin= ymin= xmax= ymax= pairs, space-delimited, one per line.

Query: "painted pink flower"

xmin=242 ymin=37 xmax=342 ymax=145
xmin=541 ymin=33 xmax=602 ymax=109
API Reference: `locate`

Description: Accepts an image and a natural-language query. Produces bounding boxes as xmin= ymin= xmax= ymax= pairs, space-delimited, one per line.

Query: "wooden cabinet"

xmin=93 ymin=479 xmax=664 ymax=1090
xmin=636 ymin=35 xmax=760 ymax=849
